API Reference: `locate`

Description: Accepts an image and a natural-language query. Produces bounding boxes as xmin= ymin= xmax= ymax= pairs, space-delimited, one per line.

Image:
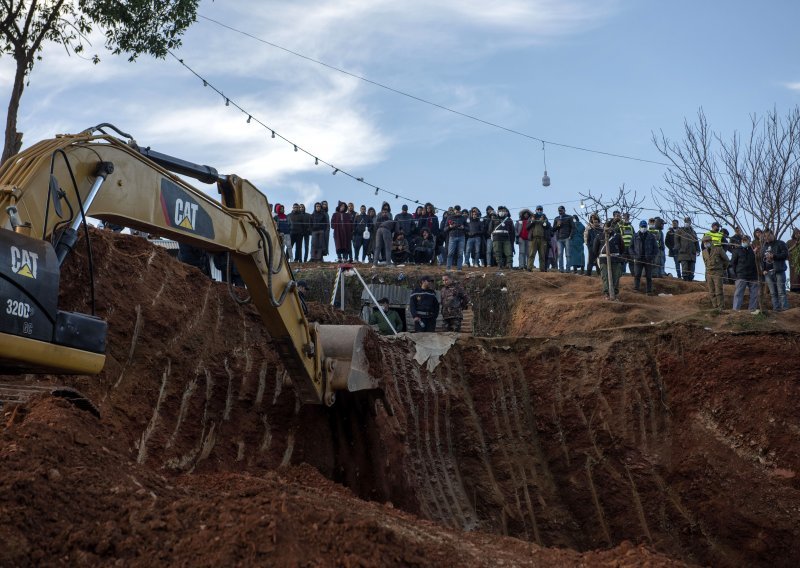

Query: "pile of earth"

xmin=1 ymin=230 xmax=797 ymax=566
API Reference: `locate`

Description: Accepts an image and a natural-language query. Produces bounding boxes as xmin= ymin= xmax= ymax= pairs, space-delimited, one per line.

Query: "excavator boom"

xmin=0 ymin=126 xmax=375 ymax=405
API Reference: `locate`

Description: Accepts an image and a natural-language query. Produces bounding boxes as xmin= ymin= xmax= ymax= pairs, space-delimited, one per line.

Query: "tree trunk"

xmin=2 ymin=58 xmax=28 ymax=166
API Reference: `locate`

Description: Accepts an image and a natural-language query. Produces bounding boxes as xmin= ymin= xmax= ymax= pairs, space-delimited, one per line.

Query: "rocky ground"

xmin=1 ymin=230 xmax=798 ymax=567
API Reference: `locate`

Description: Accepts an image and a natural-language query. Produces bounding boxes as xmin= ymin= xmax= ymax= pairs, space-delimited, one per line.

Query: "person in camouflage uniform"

xmin=440 ymin=274 xmax=469 ymax=332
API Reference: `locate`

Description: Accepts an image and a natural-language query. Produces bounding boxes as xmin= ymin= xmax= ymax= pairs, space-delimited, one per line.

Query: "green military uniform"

xmin=369 ymin=306 xmax=402 ymax=335
xmin=702 ymin=241 xmax=729 ymax=309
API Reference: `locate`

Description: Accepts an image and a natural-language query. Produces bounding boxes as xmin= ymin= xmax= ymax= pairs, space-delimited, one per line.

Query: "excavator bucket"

xmin=318 ymin=325 xmax=378 ymax=393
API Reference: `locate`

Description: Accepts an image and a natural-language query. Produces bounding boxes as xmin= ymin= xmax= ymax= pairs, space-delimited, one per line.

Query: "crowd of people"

xmin=274 ymin=200 xmax=799 ymax=314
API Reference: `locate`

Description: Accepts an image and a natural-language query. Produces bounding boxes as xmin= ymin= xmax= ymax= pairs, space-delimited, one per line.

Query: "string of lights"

xmin=168 ymin=52 xmax=444 ymax=210
xmin=197 ymin=14 xmax=672 ymax=167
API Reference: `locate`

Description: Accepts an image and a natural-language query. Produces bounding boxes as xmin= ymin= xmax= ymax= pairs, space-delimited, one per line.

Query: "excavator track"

xmin=0 ymin=383 xmax=100 ymax=419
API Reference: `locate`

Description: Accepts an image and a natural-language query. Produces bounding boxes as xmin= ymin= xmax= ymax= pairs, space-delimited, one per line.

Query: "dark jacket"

xmin=553 ymin=214 xmax=574 ymax=240
xmin=288 ymin=210 xmax=305 ymax=237
xmin=394 ymin=212 xmax=415 ymax=236
xmin=466 ymin=217 xmax=485 ymax=238
xmin=631 ymin=230 xmax=658 ymax=261
xmin=445 ymin=214 xmax=467 ymax=235
xmin=526 ymin=214 xmax=550 ymax=239
xmin=273 ymin=205 xmax=291 ymax=235
xmin=440 ymin=282 xmax=469 ymax=319
xmin=675 ymin=226 xmax=700 ymax=261
xmin=762 ymin=239 xmax=789 ymax=272
xmin=409 ymin=287 xmax=439 ymax=319
xmin=731 ymin=246 xmax=758 ymax=281
xmin=592 ymin=230 xmax=624 ymax=263
xmin=310 ymin=210 xmax=328 ymax=232
xmin=353 ymin=213 xmax=370 ymax=237
xmin=491 ymin=216 xmax=514 ymax=241
xmin=665 ymin=227 xmax=678 ymax=255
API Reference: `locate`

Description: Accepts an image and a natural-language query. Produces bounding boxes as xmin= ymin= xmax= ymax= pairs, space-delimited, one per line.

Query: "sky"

xmin=2 ymin=0 xmax=800 ymax=231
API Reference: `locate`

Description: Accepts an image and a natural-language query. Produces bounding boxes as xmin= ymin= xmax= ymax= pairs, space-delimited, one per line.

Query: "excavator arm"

xmin=0 ymin=126 xmax=373 ymax=405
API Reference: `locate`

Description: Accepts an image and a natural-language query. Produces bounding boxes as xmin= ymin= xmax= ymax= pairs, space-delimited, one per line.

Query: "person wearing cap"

xmin=704 ymin=221 xmax=725 ymax=248
xmin=526 ymin=205 xmax=550 ymax=271
xmin=369 ymin=297 xmax=402 ymax=335
xmin=552 ymin=205 xmax=575 ymax=272
xmin=491 ymin=206 xmax=515 ymax=269
xmin=409 ymin=275 xmax=439 ymax=332
xmin=483 ymin=206 xmax=499 ymax=266
xmin=675 ymin=217 xmax=700 ymax=281
xmin=617 ymin=212 xmax=635 ymax=274
xmin=702 ymin=234 xmax=729 ymax=309
xmin=631 ymin=220 xmax=658 ymax=293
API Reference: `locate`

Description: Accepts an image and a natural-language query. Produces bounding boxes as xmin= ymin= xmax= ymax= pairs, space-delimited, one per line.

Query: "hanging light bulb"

xmin=294 ymin=145 xmax=298 ymax=152
xmin=541 ymin=141 xmax=551 ymax=187
xmin=271 ymin=131 xmax=275 ymax=139
xmin=225 ymin=98 xmax=230 ymax=107
xmin=247 ymin=115 xmax=252 ymax=123
xmin=395 ymin=194 xmax=398 ymax=199
xmin=202 ymin=80 xmax=207 ymax=87
xmin=315 ymin=157 xmax=319 ymax=165
xmin=580 ymin=200 xmax=585 ymax=209
xmin=374 ymin=188 xmax=379 ymax=195
xmin=332 ymin=168 xmax=338 ymax=175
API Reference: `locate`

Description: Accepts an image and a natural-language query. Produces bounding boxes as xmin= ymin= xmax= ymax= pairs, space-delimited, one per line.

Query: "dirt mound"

xmin=1 ymin=230 xmax=798 ymax=566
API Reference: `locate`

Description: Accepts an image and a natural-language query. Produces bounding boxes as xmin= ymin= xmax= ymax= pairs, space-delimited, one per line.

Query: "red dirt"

xmin=1 ymin=230 xmax=798 ymax=566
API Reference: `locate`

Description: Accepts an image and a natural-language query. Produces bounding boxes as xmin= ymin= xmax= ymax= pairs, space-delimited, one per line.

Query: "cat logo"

xmin=174 ymin=199 xmax=199 ymax=231
xmin=10 ymin=246 xmax=38 ymax=279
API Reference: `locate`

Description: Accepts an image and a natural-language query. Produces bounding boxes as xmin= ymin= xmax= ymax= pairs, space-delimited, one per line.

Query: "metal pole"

xmin=351 ymin=267 xmax=398 ymax=335
xmin=606 ymin=225 xmax=616 ymax=301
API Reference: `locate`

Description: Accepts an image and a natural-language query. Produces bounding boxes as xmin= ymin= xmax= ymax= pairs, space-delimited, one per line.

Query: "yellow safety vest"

xmin=704 ymin=230 xmax=724 ymax=246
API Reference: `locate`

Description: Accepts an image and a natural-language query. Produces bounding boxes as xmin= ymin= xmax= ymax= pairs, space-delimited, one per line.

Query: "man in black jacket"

xmin=731 ymin=235 xmax=760 ymax=311
xmin=409 ymin=275 xmax=439 ymax=332
xmin=552 ymin=205 xmax=574 ymax=272
xmin=592 ymin=222 xmax=624 ymax=299
xmin=664 ymin=219 xmax=681 ymax=279
xmin=288 ymin=203 xmax=305 ymax=262
xmin=631 ymin=220 xmax=658 ymax=294
xmin=762 ymin=229 xmax=789 ymax=311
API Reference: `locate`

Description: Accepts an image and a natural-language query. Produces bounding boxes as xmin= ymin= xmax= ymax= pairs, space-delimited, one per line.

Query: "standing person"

xmin=704 ymin=221 xmax=725 ymax=247
xmin=515 ymin=209 xmax=532 ymax=270
xmin=395 ymin=204 xmax=414 ymax=237
xmin=592 ymin=222 xmax=624 ymax=299
xmin=584 ymin=214 xmax=602 ymax=276
xmin=649 ymin=218 xmax=665 ymax=277
xmin=273 ymin=203 xmax=292 ymax=260
xmin=675 ymin=217 xmax=700 ymax=281
xmin=373 ymin=210 xmax=397 ymax=266
xmin=491 ymin=206 xmax=514 ymax=269
xmin=484 ymin=206 xmax=499 ymax=266
xmin=320 ymin=201 xmax=331 ymax=259
xmin=702 ymin=235 xmax=729 ymax=309
xmin=788 ymin=227 xmax=800 ymax=293
xmin=299 ymin=203 xmax=312 ymax=262
xmin=310 ymin=202 xmax=328 ymax=262
xmin=369 ymin=297 xmax=402 ymax=335
xmin=466 ymin=208 xmax=486 ymax=267
xmin=631 ymin=220 xmax=657 ymax=294
xmin=331 ymin=201 xmax=355 ymax=262
xmin=761 ymin=229 xmax=789 ymax=311
xmin=731 ymin=235 xmax=760 ymax=312
xmin=568 ymin=214 xmax=585 ymax=274
xmin=409 ymin=275 xmax=439 ymax=332
xmin=552 ymin=205 xmax=574 ymax=272
xmin=526 ymin=205 xmax=550 ymax=271
xmin=618 ymin=212 xmax=635 ymax=274
xmin=665 ymin=219 xmax=681 ymax=279
xmin=440 ymin=274 xmax=470 ymax=332
xmin=288 ymin=203 xmax=305 ymax=262
xmin=445 ymin=206 xmax=467 ymax=271
xmin=352 ymin=205 xmax=369 ymax=262
xmin=364 ymin=207 xmax=377 ymax=263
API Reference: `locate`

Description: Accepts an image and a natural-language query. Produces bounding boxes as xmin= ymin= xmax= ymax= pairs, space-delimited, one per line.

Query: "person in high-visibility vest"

xmin=618 ymin=212 xmax=635 ymax=274
xmin=704 ymin=222 xmax=725 ymax=247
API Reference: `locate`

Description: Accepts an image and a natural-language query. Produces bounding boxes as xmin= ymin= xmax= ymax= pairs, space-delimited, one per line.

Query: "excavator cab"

xmin=0 ymin=230 xmax=106 ymax=375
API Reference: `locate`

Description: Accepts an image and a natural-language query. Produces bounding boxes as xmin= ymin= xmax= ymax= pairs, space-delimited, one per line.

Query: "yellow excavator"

xmin=0 ymin=124 xmax=375 ymax=407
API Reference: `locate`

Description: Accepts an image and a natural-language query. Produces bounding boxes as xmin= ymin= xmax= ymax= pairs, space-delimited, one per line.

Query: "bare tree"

xmin=653 ymin=107 xmax=800 ymax=239
xmin=1 ymin=0 xmax=199 ymax=164
xmin=578 ymin=184 xmax=645 ymax=222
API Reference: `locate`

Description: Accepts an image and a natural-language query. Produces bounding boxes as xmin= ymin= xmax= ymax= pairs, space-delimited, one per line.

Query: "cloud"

xmin=785 ymin=82 xmax=800 ymax=92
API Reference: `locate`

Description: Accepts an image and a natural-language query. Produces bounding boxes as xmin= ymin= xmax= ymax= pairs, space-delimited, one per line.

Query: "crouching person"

xmin=369 ymin=297 xmax=402 ymax=335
